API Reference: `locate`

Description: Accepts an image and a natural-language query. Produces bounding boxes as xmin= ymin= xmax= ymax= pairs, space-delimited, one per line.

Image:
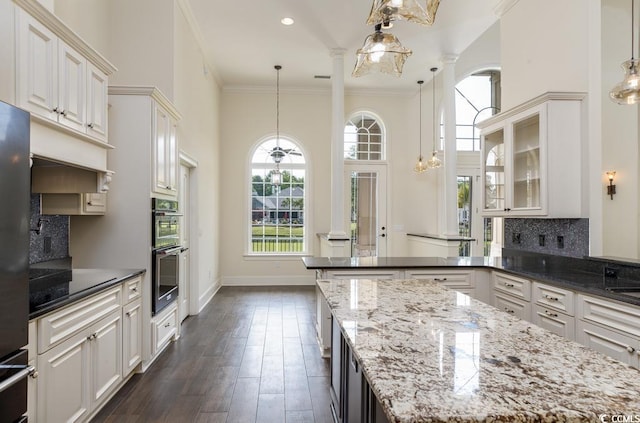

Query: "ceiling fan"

xmin=269 ymin=145 xmax=301 ymax=163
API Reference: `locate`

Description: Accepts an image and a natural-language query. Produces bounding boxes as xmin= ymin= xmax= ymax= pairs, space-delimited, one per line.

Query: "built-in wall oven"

xmin=152 ymin=198 xmax=182 ymax=315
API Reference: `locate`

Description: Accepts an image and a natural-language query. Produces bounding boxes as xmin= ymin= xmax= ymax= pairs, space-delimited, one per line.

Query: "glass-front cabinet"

xmin=478 ymin=92 xmax=584 ymax=218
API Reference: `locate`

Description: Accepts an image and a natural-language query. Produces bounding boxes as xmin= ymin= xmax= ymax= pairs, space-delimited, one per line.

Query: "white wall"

xmin=500 ymin=0 xmax=589 ymax=110
xmin=54 ymin=0 xmax=110 ymax=55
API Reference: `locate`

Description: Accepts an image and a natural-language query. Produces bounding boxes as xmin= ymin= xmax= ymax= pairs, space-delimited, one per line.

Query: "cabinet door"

xmin=123 ymin=299 xmax=142 ymax=376
xmin=27 ymin=359 xmax=37 ymax=423
xmin=576 ymin=320 xmax=639 ymax=368
xmin=90 ymin=310 xmax=123 ymax=408
xmin=37 ymin=330 xmax=91 ymax=423
xmin=15 ymin=9 xmax=59 ymax=121
xmin=481 ymin=126 xmax=505 ymax=215
xmin=86 ymin=62 xmax=108 ymax=141
xmin=153 ymin=104 xmax=171 ymax=194
xmin=509 ymin=106 xmax=545 ymax=214
xmin=406 ymin=270 xmax=475 ymax=297
xmin=83 ymin=192 xmax=107 ymax=214
xmin=167 ymin=119 xmax=178 ymax=192
xmin=57 ymin=40 xmax=86 ymax=132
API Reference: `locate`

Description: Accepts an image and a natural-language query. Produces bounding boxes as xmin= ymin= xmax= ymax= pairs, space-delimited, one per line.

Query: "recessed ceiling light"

xmin=281 ymin=17 xmax=294 ymax=26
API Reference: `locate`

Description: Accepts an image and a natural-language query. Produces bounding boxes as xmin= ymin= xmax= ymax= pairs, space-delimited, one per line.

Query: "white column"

xmin=442 ymin=55 xmax=459 ymax=236
xmin=329 ymin=49 xmax=348 ymax=240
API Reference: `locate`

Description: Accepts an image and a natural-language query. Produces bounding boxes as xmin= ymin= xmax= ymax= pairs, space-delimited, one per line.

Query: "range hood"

xmin=31 ymin=158 xmax=113 ymax=194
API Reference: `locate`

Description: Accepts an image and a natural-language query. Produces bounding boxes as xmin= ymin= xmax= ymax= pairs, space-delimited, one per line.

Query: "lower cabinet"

xmin=532 ymin=304 xmax=575 ymax=340
xmin=122 ymin=298 xmax=142 ymax=376
xmin=37 ymin=308 xmax=122 ymax=422
xmin=331 ymin=316 xmax=390 ymax=423
xmin=405 ymin=269 xmax=475 ymax=297
xmin=152 ymin=302 xmax=178 ymax=355
xmin=494 ymin=291 xmax=531 ymax=321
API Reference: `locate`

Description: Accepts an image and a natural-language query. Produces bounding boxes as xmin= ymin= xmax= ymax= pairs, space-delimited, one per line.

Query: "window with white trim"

xmin=344 ymin=112 xmax=385 ymax=160
xmin=250 ymin=137 xmax=306 ymax=254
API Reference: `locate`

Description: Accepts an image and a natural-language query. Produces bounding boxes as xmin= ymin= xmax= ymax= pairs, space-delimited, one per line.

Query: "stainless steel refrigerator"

xmin=0 ymin=100 xmax=33 ymax=422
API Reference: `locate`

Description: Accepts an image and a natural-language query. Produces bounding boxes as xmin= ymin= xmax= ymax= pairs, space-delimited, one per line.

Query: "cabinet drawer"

xmin=494 ymin=272 xmax=531 ymax=301
xmin=325 ymin=270 xmax=401 ymax=280
xmin=38 ymin=286 xmax=122 ymax=354
xmin=406 ymin=270 xmax=475 ymax=289
xmin=576 ymin=320 xmax=639 ymax=368
xmin=124 ymin=275 xmax=142 ymax=303
xmin=532 ymin=304 xmax=575 ymax=340
xmin=155 ymin=306 xmax=177 ymax=352
xmin=577 ymin=294 xmax=640 ymax=338
xmin=494 ymin=292 xmax=531 ymax=321
xmin=532 ymin=282 xmax=574 ymax=315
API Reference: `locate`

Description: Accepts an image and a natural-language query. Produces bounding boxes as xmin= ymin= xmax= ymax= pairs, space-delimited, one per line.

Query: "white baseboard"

xmin=222 ymin=275 xmax=315 ymax=286
xmin=198 ymin=278 xmax=221 ymax=312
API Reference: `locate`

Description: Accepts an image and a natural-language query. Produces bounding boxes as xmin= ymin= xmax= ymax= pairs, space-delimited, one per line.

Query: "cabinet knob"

xmin=88 ymin=123 xmax=95 ymax=128
xmin=61 ymin=110 xmax=67 ymax=117
xmin=627 ymin=346 xmax=636 ymax=354
xmin=131 ymin=286 xmax=138 ymax=292
xmin=87 ymin=201 xmax=93 ymax=206
xmin=126 ymin=311 xmax=131 ymax=317
xmin=30 ymin=369 xmax=38 ymax=379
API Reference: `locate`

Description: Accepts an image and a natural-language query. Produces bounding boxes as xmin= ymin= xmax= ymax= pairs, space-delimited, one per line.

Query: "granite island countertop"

xmin=318 ymin=278 xmax=640 ymax=422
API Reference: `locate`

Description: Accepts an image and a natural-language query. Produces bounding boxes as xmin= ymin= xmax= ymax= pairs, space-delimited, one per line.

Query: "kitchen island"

xmin=319 ymin=278 xmax=640 ymax=422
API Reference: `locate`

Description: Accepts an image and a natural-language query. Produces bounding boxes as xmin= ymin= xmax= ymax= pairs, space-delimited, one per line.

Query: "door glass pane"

xmin=483 ymin=129 xmax=504 ymax=212
xmin=350 ymin=172 xmax=377 ymax=257
xmin=457 ymin=176 xmax=472 ymax=257
xmin=512 ymin=114 xmax=540 ymax=209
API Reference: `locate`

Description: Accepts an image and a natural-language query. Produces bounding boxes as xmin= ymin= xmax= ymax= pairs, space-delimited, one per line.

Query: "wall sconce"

xmin=606 ymin=171 xmax=616 ymax=200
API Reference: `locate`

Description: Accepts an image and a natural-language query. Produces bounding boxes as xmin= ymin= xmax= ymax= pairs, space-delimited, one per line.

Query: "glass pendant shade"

xmin=352 ymin=28 xmax=412 ymax=77
xmin=414 ymin=155 xmax=427 ymax=173
xmin=366 ymin=0 xmax=440 ymax=26
xmin=610 ymin=59 xmax=640 ymax=105
xmin=426 ymin=151 xmax=441 ymax=169
xmin=272 ymin=168 xmax=282 ymax=186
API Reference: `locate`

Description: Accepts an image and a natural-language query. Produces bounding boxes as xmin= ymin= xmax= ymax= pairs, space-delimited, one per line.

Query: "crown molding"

xmin=493 ymin=0 xmax=520 ymax=17
xmin=108 ymin=86 xmax=182 ymax=121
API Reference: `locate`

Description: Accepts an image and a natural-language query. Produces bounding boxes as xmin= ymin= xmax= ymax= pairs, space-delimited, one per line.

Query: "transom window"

xmin=455 ymin=70 xmax=501 ymax=151
xmin=250 ymin=137 xmax=306 ymax=254
xmin=344 ymin=112 xmax=385 ymax=160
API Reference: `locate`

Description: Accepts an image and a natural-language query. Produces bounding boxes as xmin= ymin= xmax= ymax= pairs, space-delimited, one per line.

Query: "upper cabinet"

xmin=478 ymin=92 xmax=585 ymax=218
xmin=153 ymin=103 xmax=178 ymax=195
xmin=12 ymin=0 xmax=116 ymax=173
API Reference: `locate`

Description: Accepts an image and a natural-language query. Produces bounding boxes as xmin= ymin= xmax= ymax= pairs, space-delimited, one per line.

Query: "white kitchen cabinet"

xmin=38 ymin=308 xmax=122 ymax=423
xmin=16 ymin=8 xmax=112 ymax=142
xmin=122 ymin=298 xmax=142 ymax=377
xmin=405 ymin=269 xmax=475 ymax=297
xmin=41 ymin=192 xmax=107 ymax=215
xmin=494 ymin=292 xmax=531 ymax=321
xmin=316 ymin=284 xmax=332 ymax=357
xmin=532 ymin=304 xmax=575 ymax=340
xmin=478 ymin=92 xmax=585 ymax=218
xmin=492 ymin=272 xmax=532 ymax=322
xmin=153 ymin=103 xmax=178 ymax=195
xmin=152 ymin=302 xmax=178 ymax=355
xmin=322 ymin=269 xmax=401 ymax=280
xmin=576 ymin=320 xmax=639 ymax=368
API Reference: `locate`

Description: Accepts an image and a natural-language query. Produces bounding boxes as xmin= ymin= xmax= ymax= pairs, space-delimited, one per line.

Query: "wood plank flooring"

xmin=92 ymin=286 xmax=332 ymax=423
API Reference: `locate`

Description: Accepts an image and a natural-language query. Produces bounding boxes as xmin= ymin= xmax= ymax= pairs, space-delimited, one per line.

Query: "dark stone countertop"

xmin=29 ymin=268 xmax=146 ymax=319
xmin=302 ymin=256 xmax=640 ymax=307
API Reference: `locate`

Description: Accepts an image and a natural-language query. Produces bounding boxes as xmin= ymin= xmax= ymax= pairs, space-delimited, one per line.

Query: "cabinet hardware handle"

xmin=544 ymin=294 xmax=559 ymax=301
xmin=627 ymin=346 xmax=636 ymax=354
xmin=544 ymin=310 xmax=558 ymax=318
xmin=52 ymin=107 xmax=59 ymax=113
xmin=504 ymin=283 xmax=515 ymax=288
xmin=504 ymin=307 xmax=514 ymax=314
xmin=30 ymin=369 xmax=38 ymax=379
xmin=88 ymin=123 xmax=94 ymax=128
xmin=87 ymin=201 xmax=93 ymax=206
xmin=61 ymin=110 xmax=67 ymax=116
xmin=126 ymin=311 xmax=131 ymax=317
xmin=434 ymin=278 xmax=448 ymax=282
xmin=164 ymin=322 xmax=171 ymax=328
xmin=130 ymin=286 xmax=138 ymax=292
xmin=87 ymin=333 xmax=97 ymax=341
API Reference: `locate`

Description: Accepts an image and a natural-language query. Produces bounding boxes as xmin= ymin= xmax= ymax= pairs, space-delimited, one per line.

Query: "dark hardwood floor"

xmin=92 ymin=286 xmax=332 ymax=423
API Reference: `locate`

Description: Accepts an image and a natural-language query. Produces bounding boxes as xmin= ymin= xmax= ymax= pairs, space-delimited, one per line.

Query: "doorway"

xmin=178 ymin=154 xmax=197 ymax=323
xmin=345 ymin=163 xmax=387 ymax=257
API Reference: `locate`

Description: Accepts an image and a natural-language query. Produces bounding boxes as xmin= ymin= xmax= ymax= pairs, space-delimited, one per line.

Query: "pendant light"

xmin=426 ymin=67 xmax=442 ymax=169
xmin=414 ymin=80 xmax=427 ymax=173
xmin=272 ymin=65 xmax=282 ymax=186
xmin=611 ymin=0 xmax=640 ymax=105
xmin=367 ymin=0 xmax=440 ymax=27
xmin=352 ymin=24 xmax=412 ymax=77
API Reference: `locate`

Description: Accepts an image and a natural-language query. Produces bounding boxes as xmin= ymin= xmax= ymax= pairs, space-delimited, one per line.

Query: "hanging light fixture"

xmin=352 ymin=24 xmax=412 ymax=77
xmin=414 ymin=80 xmax=427 ymax=173
xmin=426 ymin=67 xmax=442 ymax=169
xmin=272 ymin=65 xmax=283 ymax=186
xmin=611 ymin=0 xmax=640 ymax=105
xmin=367 ymin=0 xmax=440 ymax=27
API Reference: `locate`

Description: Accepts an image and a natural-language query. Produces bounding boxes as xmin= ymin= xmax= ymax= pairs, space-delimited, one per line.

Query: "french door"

xmin=345 ymin=163 xmax=387 ymax=257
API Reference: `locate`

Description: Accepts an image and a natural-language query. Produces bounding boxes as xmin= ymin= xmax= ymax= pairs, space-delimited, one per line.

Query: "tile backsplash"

xmin=504 ymin=218 xmax=589 ymax=258
xmin=29 ymin=194 xmax=69 ymax=264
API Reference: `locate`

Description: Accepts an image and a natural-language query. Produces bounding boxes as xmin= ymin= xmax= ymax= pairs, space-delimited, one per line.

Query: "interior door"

xmin=178 ymin=163 xmax=190 ymax=323
xmin=345 ymin=163 xmax=387 ymax=257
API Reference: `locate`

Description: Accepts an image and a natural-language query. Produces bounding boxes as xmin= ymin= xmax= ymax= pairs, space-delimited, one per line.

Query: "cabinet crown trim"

xmin=13 ymin=0 xmax=117 ymax=75
xmin=108 ymin=86 xmax=182 ymax=121
xmin=476 ymin=91 xmax=586 ymax=129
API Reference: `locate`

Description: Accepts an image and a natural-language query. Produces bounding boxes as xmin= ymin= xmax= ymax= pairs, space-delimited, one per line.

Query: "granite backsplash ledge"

xmin=29 ymin=194 xmax=69 ymax=265
xmin=504 ymin=218 xmax=588 ymax=258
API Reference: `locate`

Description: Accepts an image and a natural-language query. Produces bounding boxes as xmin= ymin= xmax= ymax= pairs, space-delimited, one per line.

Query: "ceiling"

xmin=186 ymin=0 xmax=502 ymax=93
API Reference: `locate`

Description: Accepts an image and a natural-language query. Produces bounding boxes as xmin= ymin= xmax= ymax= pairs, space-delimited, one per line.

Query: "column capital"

xmin=330 ymin=48 xmax=347 ymax=58
xmin=440 ymin=55 xmax=459 ymax=65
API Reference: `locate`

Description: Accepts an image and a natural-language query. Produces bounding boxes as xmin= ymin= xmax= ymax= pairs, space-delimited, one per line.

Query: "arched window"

xmin=455 ymin=70 xmax=501 ymax=151
xmin=250 ymin=137 xmax=306 ymax=254
xmin=344 ymin=112 xmax=385 ymax=160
